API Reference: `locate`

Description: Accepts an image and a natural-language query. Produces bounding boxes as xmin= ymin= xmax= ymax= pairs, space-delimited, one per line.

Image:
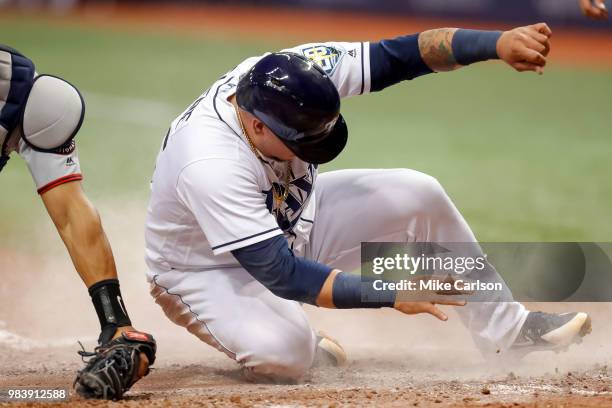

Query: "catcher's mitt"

xmin=74 ymin=331 xmax=156 ymax=400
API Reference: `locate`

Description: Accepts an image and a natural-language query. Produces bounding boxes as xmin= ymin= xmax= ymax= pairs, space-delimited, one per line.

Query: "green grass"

xmin=1 ymin=17 xmax=611 ymax=247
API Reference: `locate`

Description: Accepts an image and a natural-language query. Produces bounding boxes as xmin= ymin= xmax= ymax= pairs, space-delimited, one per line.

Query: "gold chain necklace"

xmin=234 ymin=104 xmax=291 ymax=206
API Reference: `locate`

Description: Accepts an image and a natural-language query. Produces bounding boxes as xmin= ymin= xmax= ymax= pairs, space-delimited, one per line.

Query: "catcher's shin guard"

xmin=74 ymin=331 xmax=156 ymax=400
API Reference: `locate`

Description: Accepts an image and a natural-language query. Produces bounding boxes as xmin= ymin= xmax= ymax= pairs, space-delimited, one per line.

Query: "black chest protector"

xmin=0 ymin=45 xmax=85 ymax=173
xmin=0 ymin=45 xmax=35 ymax=172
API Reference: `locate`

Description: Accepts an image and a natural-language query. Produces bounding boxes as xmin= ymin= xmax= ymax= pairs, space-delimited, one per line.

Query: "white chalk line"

xmin=0 ymin=321 xmax=95 ymax=351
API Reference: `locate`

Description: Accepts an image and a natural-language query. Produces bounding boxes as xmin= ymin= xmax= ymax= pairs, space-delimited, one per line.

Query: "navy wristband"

xmin=451 ymin=29 xmax=502 ymax=66
xmin=332 ymin=272 xmax=397 ymax=309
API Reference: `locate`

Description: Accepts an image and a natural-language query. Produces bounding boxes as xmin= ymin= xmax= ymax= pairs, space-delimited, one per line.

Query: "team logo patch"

xmin=300 ymin=45 xmax=345 ymax=76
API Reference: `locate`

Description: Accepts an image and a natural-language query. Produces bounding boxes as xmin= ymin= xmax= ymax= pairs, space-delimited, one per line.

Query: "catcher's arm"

xmin=40 ymin=180 xmax=118 ymax=287
xmin=41 ymin=181 xmax=141 ymax=338
xmin=42 ymin=181 xmax=155 ymax=399
xmin=418 ymin=24 xmax=552 ymax=74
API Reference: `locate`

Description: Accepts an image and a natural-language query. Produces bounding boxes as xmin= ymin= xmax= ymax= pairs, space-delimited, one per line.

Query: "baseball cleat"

xmin=510 ymin=311 xmax=591 ymax=357
xmin=314 ymin=331 xmax=348 ymax=367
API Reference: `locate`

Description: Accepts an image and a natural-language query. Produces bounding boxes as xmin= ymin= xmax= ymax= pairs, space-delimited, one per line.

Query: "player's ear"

xmin=252 ymin=118 xmax=266 ymax=136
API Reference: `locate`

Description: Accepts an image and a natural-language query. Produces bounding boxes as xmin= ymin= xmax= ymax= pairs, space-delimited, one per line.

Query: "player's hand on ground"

xmin=497 ymin=23 xmax=552 ymax=74
xmin=580 ymin=0 xmax=608 ymax=20
xmin=394 ymin=275 xmax=468 ymax=321
xmin=394 ymin=299 xmax=466 ymax=321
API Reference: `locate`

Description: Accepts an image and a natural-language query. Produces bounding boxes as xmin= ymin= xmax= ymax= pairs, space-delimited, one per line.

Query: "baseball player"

xmin=0 ymin=45 xmax=155 ymax=399
xmin=146 ymin=23 xmax=591 ymax=382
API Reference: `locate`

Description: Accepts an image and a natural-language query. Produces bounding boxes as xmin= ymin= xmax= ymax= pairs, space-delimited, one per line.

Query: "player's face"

xmin=260 ymin=127 xmax=296 ymax=162
xmin=251 ymin=118 xmax=296 ymax=162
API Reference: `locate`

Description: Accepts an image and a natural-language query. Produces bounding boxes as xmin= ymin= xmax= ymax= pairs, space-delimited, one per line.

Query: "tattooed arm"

xmin=418 ymin=24 xmax=552 ymax=73
xmin=417 ymin=28 xmax=462 ymax=72
xmin=369 ymin=23 xmax=552 ymax=92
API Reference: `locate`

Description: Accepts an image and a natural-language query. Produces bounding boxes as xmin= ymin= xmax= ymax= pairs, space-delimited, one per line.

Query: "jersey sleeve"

xmin=17 ymin=138 xmax=82 ymax=194
xmin=282 ymin=41 xmax=370 ymax=98
xmin=176 ymin=158 xmax=282 ymax=255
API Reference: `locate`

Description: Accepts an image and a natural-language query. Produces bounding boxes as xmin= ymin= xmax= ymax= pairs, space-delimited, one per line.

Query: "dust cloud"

xmin=1 ymin=198 xmax=611 ymax=384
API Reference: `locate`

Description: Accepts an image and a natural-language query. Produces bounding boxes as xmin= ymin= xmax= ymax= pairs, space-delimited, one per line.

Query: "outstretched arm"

xmin=418 ymin=24 xmax=551 ymax=73
xmin=41 ymin=180 xmax=152 ymax=391
xmin=232 ymin=235 xmax=465 ymax=321
xmin=369 ymin=23 xmax=552 ymax=92
xmin=41 ymin=181 xmax=117 ymax=287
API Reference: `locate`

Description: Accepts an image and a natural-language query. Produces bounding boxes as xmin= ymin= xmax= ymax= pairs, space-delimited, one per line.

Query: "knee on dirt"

xmin=238 ymin=324 xmax=316 ymax=382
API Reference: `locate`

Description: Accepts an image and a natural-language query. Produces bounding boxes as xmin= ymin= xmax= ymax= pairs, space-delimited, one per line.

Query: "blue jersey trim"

xmin=211 ymin=227 xmax=280 ymax=251
xmin=359 ymin=42 xmax=365 ymax=95
xmin=152 ymin=275 xmax=237 ymax=358
xmin=213 ymin=75 xmax=237 ymax=134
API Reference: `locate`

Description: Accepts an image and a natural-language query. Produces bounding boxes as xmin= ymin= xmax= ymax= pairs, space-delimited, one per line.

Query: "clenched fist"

xmin=497 ymin=23 xmax=552 ymax=74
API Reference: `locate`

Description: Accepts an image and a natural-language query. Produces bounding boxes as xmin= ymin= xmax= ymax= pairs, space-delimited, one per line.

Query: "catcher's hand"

xmin=74 ymin=331 xmax=156 ymax=400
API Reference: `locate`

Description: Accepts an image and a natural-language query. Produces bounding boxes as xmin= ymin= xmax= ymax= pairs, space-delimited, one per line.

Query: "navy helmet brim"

xmin=281 ymin=114 xmax=347 ymax=165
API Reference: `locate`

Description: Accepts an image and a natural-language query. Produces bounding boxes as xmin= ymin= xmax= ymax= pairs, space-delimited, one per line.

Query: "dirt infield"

xmin=2 ymin=241 xmax=612 ymax=408
xmin=11 ymin=2 xmax=612 ymax=68
xmin=2 ymin=316 xmax=612 ymax=407
xmin=2 ymin=354 xmax=612 ymax=407
xmin=2 ymin=239 xmax=612 ymax=407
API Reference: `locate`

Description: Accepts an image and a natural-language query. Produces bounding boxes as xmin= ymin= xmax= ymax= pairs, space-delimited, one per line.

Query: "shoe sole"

xmin=541 ymin=312 xmax=592 ymax=348
xmin=316 ymin=331 xmax=348 ymax=367
xmin=505 ymin=313 xmax=592 ymax=360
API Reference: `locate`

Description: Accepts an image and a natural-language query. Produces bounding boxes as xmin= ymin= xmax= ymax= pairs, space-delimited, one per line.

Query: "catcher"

xmin=0 ymin=45 xmax=155 ymax=400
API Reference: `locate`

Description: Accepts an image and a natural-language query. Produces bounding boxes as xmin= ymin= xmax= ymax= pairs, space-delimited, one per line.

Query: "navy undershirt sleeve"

xmin=231 ymin=235 xmax=332 ymax=305
xmin=232 ymin=235 xmax=398 ymax=308
xmin=369 ymin=34 xmax=433 ymax=92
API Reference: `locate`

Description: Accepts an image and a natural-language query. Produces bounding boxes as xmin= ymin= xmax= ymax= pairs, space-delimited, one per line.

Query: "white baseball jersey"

xmin=145 ymin=41 xmax=372 ymax=274
xmin=4 ymin=129 xmax=82 ymax=194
